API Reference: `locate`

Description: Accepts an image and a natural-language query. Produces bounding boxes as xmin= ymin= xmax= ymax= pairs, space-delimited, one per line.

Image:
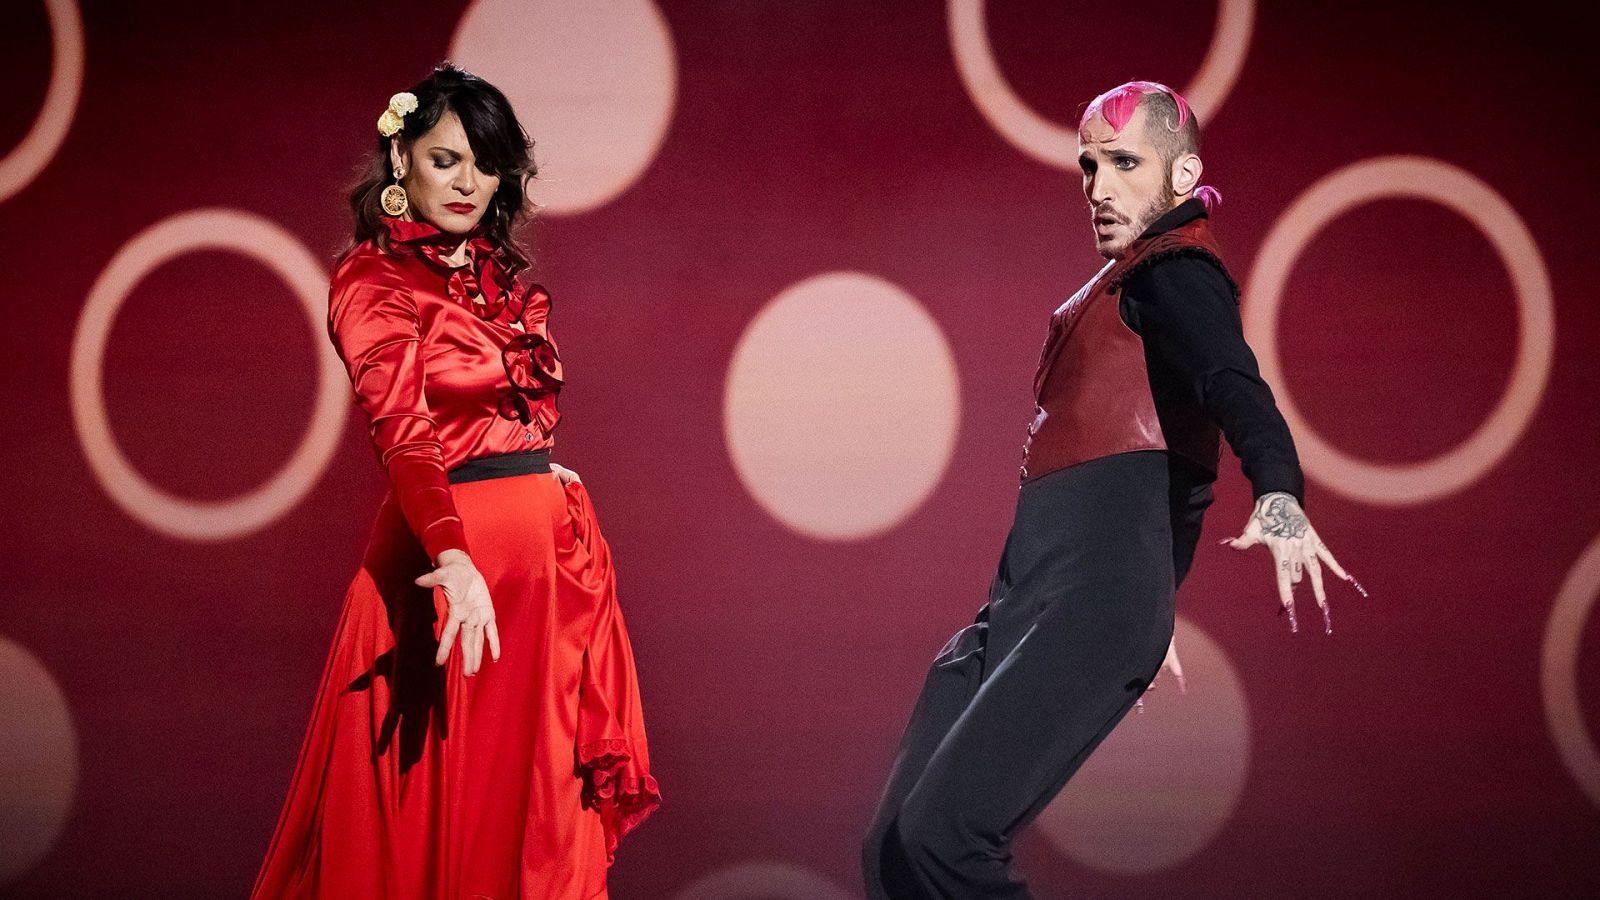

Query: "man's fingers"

xmin=1308 ymin=556 xmax=1327 ymax=608
xmin=1315 ymin=541 xmax=1351 ymax=583
xmin=436 ymin=618 xmax=460 ymax=666
xmin=1276 ymin=555 xmax=1297 ymax=633
xmin=1307 ymin=557 xmax=1332 ymax=634
xmin=1165 ymin=642 xmax=1187 ymax=694
xmin=486 ymin=620 xmax=502 ymax=662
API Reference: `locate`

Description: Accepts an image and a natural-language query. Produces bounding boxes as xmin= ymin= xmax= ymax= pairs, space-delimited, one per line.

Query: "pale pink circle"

xmin=0 ymin=0 xmax=84 ymax=204
xmin=1541 ymin=531 xmax=1600 ymax=809
xmin=1242 ymin=156 xmax=1554 ymax=507
xmin=724 ymin=272 xmax=961 ymax=542
xmin=947 ymin=0 xmax=1255 ymax=170
xmin=450 ymin=0 xmax=677 ymax=215
xmin=1033 ymin=616 xmax=1250 ymax=873
xmin=69 ymin=209 xmax=348 ymax=541
xmin=0 ymin=637 xmax=78 ymax=885
xmin=671 ymin=860 xmax=854 ymax=900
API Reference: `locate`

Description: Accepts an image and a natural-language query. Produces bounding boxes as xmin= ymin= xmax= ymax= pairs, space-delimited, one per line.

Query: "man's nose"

xmin=1086 ymin=170 xmax=1112 ymax=206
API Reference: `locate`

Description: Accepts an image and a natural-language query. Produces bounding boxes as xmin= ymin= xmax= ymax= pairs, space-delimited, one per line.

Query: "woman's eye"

xmin=432 ymin=158 xmax=454 ymax=169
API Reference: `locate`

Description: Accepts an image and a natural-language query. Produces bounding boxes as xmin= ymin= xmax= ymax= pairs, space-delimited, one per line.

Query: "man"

xmin=862 ymin=80 xmax=1358 ymax=899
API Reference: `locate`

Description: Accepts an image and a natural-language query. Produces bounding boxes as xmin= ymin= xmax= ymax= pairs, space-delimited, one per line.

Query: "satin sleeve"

xmin=328 ymin=253 xmax=470 ymax=562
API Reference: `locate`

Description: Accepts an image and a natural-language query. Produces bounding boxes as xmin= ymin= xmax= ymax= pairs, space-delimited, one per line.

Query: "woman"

xmin=252 ymin=64 xmax=659 ymax=899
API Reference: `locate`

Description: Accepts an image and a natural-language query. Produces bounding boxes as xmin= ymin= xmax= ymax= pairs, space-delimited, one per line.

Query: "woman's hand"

xmin=550 ymin=462 xmax=582 ymax=485
xmin=415 ymin=549 xmax=500 ymax=676
xmin=1224 ymin=492 xmax=1364 ymax=634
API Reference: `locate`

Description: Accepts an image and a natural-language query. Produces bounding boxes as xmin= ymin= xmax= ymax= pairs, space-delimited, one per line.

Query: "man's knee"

xmin=864 ymin=816 xmax=928 ymax=900
xmin=862 ymin=819 xmax=887 ymax=880
xmin=895 ymin=797 xmax=970 ymax=873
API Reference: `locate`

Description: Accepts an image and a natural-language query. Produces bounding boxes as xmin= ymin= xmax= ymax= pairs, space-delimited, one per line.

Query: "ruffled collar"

xmin=382 ymin=214 xmax=514 ymax=319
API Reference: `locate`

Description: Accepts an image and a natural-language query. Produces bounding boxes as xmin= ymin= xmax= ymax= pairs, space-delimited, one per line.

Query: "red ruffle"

xmin=576 ymin=737 xmax=663 ymax=864
xmin=568 ymin=480 xmax=661 ymax=864
xmin=495 ymin=285 xmax=563 ymax=435
xmin=380 ymin=214 xmax=514 ymax=318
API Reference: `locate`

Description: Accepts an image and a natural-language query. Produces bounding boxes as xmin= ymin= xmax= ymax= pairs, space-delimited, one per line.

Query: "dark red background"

xmin=3 ymin=1 xmax=1598 ymax=897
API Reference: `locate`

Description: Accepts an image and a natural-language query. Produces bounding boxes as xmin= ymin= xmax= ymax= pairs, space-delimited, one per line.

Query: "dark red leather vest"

xmin=1020 ymin=215 xmax=1233 ymax=483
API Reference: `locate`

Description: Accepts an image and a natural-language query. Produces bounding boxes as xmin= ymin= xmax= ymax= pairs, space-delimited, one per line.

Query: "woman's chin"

xmin=420 ymin=209 xmax=484 ymax=234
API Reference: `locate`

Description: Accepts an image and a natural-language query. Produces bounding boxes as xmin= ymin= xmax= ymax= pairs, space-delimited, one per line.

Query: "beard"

xmin=1133 ymin=178 xmax=1178 ymax=235
xmin=1099 ymin=177 xmax=1178 ymax=259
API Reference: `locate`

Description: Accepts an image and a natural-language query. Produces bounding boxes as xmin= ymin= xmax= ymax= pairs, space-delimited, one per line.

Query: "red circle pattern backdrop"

xmin=2 ymin=1 xmax=1598 ymax=897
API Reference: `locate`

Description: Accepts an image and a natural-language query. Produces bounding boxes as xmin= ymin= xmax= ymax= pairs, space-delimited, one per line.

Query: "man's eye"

xmin=1115 ymin=157 xmax=1136 ymax=169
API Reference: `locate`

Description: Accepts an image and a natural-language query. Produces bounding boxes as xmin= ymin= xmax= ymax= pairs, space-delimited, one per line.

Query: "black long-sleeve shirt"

xmin=1116 ymin=199 xmax=1305 ymax=506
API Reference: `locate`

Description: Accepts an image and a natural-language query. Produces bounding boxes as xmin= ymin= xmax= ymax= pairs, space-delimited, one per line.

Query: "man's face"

xmin=1078 ymin=105 xmax=1176 ymax=260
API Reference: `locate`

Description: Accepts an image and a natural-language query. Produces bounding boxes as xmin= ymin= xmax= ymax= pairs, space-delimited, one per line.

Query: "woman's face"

xmin=389 ymin=109 xmax=502 ymax=234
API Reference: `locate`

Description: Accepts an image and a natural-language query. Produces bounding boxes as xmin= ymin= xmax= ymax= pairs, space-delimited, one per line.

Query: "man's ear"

xmin=1171 ymin=153 xmax=1203 ymax=198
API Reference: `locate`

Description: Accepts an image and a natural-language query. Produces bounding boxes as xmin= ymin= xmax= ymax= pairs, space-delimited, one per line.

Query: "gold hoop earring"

xmin=380 ymin=167 xmax=408 ymax=216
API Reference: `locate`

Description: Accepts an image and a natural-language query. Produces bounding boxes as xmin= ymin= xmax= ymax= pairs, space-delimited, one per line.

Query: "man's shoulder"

xmin=1120 ymin=247 xmax=1238 ymax=302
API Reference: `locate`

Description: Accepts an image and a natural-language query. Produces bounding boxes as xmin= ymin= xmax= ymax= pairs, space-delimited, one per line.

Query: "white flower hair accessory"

xmin=376 ymin=91 xmax=419 ymax=138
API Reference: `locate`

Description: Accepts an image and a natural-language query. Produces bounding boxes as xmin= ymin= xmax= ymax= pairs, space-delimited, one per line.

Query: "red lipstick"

xmin=444 ymin=202 xmax=476 ymax=214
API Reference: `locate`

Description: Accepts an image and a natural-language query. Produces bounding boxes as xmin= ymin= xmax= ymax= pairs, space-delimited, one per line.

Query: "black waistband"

xmin=446 ymin=449 xmax=552 ymax=484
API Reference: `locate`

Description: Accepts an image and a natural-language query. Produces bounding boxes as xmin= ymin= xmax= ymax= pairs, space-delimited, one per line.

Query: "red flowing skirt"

xmin=252 ymin=473 xmax=659 ymax=900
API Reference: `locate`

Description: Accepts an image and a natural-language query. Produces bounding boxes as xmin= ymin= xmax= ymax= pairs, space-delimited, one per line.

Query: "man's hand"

xmin=1137 ymin=637 xmax=1186 ymax=714
xmin=1156 ymin=635 xmax=1186 ymax=692
xmin=1224 ymin=492 xmax=1364 ymax=634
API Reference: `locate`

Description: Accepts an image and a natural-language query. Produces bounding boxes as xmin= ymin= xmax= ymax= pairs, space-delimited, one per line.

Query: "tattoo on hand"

xmin=1257 ymin=493 xmax=1308 ymax=539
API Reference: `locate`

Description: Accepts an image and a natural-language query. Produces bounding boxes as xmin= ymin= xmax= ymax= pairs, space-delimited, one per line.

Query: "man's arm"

xmin=1122 ymin=254 xmax=1359 ymax=633
xmin=1120 ymin=254 xmax=1305 ymax=506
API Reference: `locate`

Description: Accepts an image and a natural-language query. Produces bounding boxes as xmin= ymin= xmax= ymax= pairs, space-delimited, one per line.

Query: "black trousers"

xmin=863 ymin=450 xmax=1213 ymax=900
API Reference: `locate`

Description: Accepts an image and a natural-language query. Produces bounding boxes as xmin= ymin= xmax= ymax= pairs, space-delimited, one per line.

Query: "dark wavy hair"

xmin=346 ymin=63 xmax=537 ymax=274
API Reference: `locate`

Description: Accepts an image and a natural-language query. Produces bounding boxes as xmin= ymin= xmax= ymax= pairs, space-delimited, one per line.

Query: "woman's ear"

xmin=388 ymin=139 xmax=407 ymax=178
xmin=1171 ymin=152 xmax=1203 ymax=198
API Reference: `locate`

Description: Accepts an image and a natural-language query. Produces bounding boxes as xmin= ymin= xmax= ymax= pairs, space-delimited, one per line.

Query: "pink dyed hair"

xmin=1079 ymin=80 xmax=1221 ymax=210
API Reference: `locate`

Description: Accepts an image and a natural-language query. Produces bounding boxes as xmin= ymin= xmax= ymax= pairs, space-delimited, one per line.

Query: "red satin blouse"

xmin=328 ymin=215 xmax=564 ymax=563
